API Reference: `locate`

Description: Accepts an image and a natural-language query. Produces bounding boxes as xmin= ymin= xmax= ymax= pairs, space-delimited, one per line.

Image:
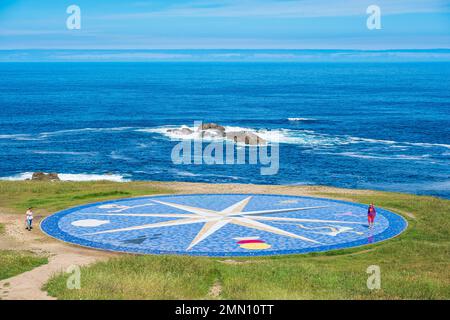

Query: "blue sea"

xmin=0 ymin=62 xmax=449 ymax=198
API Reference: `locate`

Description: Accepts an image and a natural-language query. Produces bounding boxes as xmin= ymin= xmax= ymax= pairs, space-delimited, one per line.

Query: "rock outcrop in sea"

xmin=161 ymin=123 xmax=267 ymax=146
xmin=226 ymin=131 xmax=267 ymax=146
xmin=199 ymin=123 xmax=226 ymax=132
xmin=167 ymin=127 xmax=194 ymax=135
xmin=201 ymin=123 xmax=266 ymax=145
xmin=31 ymin=172 xmax=60 ymax=181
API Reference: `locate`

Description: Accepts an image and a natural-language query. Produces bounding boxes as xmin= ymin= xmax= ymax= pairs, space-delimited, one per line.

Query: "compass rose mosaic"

xmin=41 ymin=194 xmax=407 ymax=256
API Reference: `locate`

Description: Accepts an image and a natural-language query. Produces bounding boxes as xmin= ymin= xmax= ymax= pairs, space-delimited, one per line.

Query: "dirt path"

xmin=0 ymin=213 xmax=115 ymax=300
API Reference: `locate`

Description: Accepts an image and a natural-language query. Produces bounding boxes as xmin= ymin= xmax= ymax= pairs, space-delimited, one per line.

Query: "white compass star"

xmin=83 ymin=196 xmax=365 ymax=250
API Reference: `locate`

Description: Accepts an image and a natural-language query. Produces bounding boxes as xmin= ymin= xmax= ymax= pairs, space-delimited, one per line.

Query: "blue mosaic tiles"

xmin=40 ymin=194 xmax=408 ymax=256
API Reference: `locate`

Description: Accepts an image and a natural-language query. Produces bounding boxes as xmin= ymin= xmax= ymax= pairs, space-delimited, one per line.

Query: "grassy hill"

xmin=0 ymin=181 xmax=448 ymax=299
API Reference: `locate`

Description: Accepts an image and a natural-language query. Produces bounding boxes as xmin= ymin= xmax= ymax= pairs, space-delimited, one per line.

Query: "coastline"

xmin=2 ymin=173 xmax=449 ymax=200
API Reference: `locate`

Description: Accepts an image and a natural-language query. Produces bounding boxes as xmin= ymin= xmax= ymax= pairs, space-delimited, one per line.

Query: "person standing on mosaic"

xmin=367 ymin=203 xmax=376 ymax=229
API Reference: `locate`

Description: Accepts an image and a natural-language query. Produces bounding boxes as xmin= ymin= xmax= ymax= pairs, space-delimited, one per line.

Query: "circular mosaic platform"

xmin=41 ymin=194 xmax=407 ymax=256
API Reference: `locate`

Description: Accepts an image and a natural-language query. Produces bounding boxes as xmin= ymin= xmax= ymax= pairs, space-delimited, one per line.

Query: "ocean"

xmin=0 ymin=62 xmax=449 ymax=198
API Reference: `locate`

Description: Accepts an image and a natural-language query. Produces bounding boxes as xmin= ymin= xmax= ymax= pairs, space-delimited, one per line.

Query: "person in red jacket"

xmin=368 ymin=203 xmax=376 ymax=229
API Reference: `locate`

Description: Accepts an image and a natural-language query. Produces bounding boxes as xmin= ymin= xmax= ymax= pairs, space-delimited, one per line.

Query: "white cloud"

xmin=101 ymin=0 xmax=450 ymax=19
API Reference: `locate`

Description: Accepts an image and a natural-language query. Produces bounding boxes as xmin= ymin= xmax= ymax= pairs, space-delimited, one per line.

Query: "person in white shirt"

xmin=26 ymin=207 xmax=34 ymax=231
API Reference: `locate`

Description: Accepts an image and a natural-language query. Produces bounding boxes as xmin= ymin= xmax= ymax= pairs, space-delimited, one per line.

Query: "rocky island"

xmin=167 ymin=122 xmax=267 ymax=146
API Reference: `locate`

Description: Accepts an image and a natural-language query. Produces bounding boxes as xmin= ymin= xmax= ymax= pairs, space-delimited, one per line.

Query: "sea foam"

xmin=136 ymin=125 xmax=342 ymax=146
xmin=0 ymin=127 xmax=134 ymax=141
xmin=0 ymin=172 xmax=128 ymax=182
xmin=287 ymin=117 xmax=316 ymax=121
xmin=137 ymin=124 xmax=450 ymax=152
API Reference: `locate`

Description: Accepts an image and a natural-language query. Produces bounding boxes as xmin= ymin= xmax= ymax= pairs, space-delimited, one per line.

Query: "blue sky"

xmin=0 ymin=0 xmax=449 ymax=50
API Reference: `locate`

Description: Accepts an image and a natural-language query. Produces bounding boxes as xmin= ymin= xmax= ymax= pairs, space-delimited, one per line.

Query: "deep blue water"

xmin=0 ymin=62 xmax=449 ymax=198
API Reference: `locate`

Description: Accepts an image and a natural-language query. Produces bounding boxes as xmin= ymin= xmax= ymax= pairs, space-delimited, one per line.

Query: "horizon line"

xmin=1 ymin=48 xmax=450 ymax=51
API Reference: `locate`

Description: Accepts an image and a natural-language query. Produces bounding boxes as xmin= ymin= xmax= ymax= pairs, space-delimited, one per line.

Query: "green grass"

xmin=0 ymin=221 xmax=47 ymax=281
xmin=0 ymin=180 xmax=173 ymax=215
xmin=0 ymin=250 xmax=48 ymax=281
xmin=45 ymin=255 xmax=220 ymax=299
xmin=1 ymin=181 xmax=449 ymax=299
xmin=0 ymin=181 xmax=172 ymax=284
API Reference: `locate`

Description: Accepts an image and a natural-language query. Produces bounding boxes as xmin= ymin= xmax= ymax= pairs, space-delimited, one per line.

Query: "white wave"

xmin=31 ymin=150 xmax=97 ymax=156
xmin=0 ymin=172 xmax=34 ymax=181
xmin=170 ymin=168 xmax=241 ymax=180
xmin=404 ymin=142 xmax=450 ymax=149
xmin=348 ymin=136 xmax=450 ymax=149
xmin=137 ymin=125 xmax=344 ymax=146
xmin=137 ymin=125 xmax=255 ymax=143
xmin=207 ymin=174 xmax=241 ymax=180
xmin=287 ymin=117 xmax=316 ymax=121
xmin=348 ymin=137 xmax=397 ymax=145
xmin=0 ymin=172 xmax=128 ymax=182
xmin=58 ymin=173 xmax=129 ymax=182
xmin=137 ymin=124 xmax=450 ymax=151
xmin=39 ymin=127 xmax=133 ymax=137
xmin=174 ymin=171 xmax=200 ymax=177
xmin=0 ymin=134 xmax=41 ymax=141
xmin=137 ymin=125 xmax=201 ymax=140
xmin=261 ymin=129 xmax=348 ymax=146
xmin=0 ymin=127 xmax=133 ymax=141
xmin=331 ymin=152 xmax=431 ymax=161
xmin=109 ymin=151 xmax=134 ymax=161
